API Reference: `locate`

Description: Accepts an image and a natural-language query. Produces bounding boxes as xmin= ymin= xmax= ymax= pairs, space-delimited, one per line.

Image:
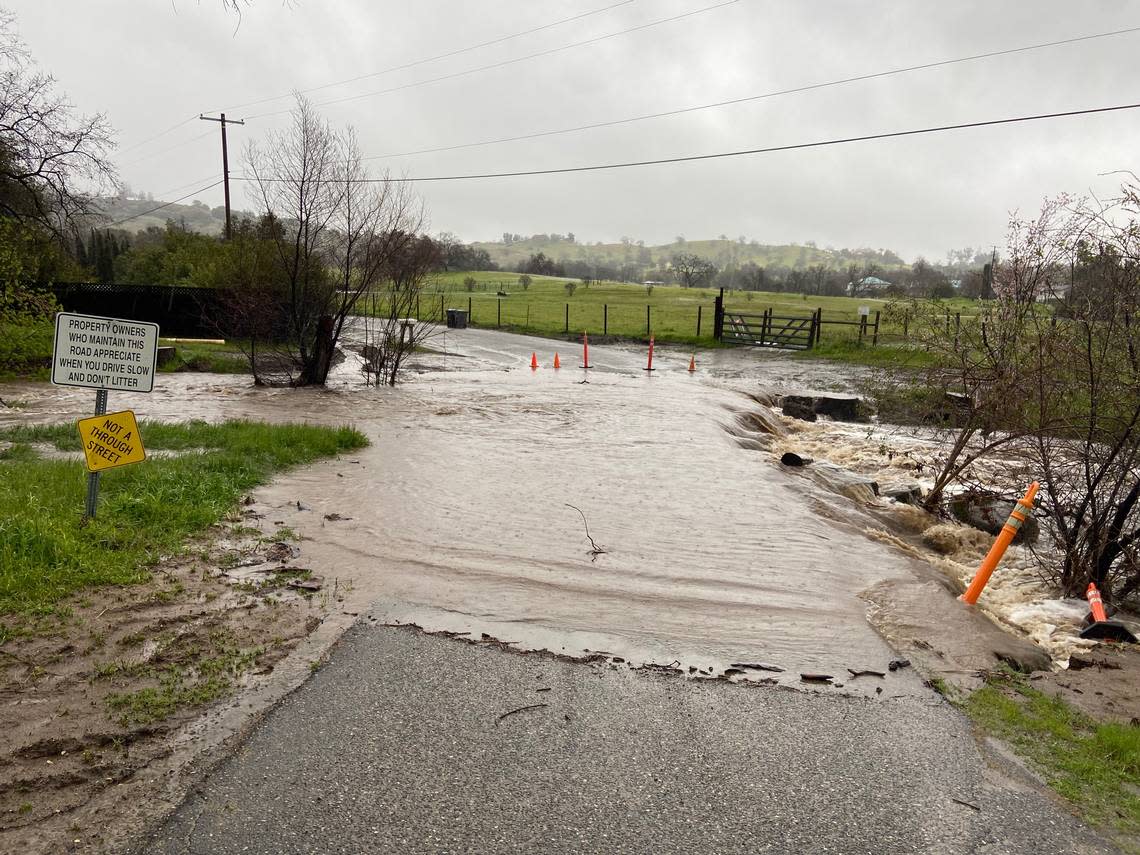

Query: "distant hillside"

xmin=93 ymin=196 xmax=253 ymax=236
xmin=471 ymin=236 xmax=908 ymax=272
xmin=90 ymin=198 xmax=910 ymax=272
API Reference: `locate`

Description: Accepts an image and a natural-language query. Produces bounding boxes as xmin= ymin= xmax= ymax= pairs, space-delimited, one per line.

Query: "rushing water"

xmin=3 ymin=329 xmax=942 ymax=693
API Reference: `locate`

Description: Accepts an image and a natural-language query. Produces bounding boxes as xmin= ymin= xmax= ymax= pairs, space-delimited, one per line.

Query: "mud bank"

xmin=0 ymin=514 xmax=363 ymax=854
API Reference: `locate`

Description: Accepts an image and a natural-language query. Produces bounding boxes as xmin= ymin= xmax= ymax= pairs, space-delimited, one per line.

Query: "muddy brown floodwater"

xmin=4 ymin=327 xmax=946 ymax=696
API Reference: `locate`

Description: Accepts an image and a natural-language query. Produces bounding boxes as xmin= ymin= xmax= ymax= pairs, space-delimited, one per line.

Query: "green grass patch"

xmin=796 ymin=339 xmax=937 ymax=369
xmin=105 ymin=642 xmax=260 ymax=726
xmin=0 ymin=420 xmax=367 ymax=618
xmin=158 ymin=339 xmax=249 ymax=375
xmin=962 ymin=671 xmax=1140 ymax=844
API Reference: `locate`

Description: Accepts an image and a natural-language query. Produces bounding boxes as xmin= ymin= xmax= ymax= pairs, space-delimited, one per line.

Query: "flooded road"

xmin=3 ymin=329 xmax=933 ymax=692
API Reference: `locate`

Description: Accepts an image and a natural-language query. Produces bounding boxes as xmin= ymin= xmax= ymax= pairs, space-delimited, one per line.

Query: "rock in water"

xmin=948 ymin=491 xmax=1039 ymax=545
xmin=781 ymin=395 xmax=817 ymax=422
xmin=812 ymin=395 xmax=867 ymax=422
xmin=779 ymin=393 xmax=869 ymax=423
xmin=880 ymin=483 xmax=923 ymax=505
xmin=806 ymin=461 xmax=879 ymax=502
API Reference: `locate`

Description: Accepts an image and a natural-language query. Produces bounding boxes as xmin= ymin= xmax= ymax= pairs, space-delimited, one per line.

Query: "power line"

xmin=103 ymin=180 xmax=225 ymax=227
xmin=231 ymin=102 xmax=1140 ymax=184
xmin=118 ymin=128 xmax=215 ymax=169
xmin=215 ymin=0 xmax=638 ymax=114
xmin=153 ymin=173 xmax=223 ymax=199
xmin=362 ymin=24 xmax=1140 ymax=162
xmin=244 ymin=0 xmax=742 ymax=119
xmin=116 ymin=115 xmax=200 ymax=157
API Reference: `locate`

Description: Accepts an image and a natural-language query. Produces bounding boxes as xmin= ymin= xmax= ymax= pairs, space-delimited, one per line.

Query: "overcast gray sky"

xmin=10 ymin=0 xmax=1140 ymax=261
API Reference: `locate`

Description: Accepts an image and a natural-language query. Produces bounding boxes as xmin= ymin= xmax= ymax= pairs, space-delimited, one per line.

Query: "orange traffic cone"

xmin=961 ymin=482 xmax=1038 ymax=605
xmin=530 ymin=352 xmax=538 ymax=370
xmin=1080 ymin=582 xmax=1139 ymax=642
xmin=688 ymin=354 xmax=696 ymax=372
xmin=553 ymin=353 xmax=561 ymax=369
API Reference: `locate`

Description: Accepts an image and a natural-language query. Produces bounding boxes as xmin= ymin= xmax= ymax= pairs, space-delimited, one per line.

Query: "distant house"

xmin=847 ymin=276 xmax=892 ymax=295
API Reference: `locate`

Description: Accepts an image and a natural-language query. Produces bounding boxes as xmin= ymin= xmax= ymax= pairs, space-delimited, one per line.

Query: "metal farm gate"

xmin=715 ymin=299 xmax=820 ymax=351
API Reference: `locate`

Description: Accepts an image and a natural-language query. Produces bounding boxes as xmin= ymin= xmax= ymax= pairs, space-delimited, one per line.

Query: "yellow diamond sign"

xmin=77 ymin=410 xmax=146 ymax=472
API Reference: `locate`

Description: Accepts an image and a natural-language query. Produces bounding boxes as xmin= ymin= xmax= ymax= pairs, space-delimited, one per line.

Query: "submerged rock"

xmin=949 ymin=491 xmax=1039 ymax=545
xmin=779 ymin=393 xmax=869 ymax=423
xmin=812 ymin=396 xmax=866 ymax=422
xmin=781 ymin=395 xmax=817 ymax=422
xmin=880 ymin=483 xmax=923 ymax=505
xmin=806 ymin=461 xmax=879 ymax=502
xmin=780 ymin=451 xmax=812 ymax=467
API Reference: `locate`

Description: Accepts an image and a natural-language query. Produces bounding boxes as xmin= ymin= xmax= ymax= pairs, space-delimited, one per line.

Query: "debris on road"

xmin=847 ymin=668 xmax=886 ymax=679
xmin=800 ymin=673 xmax=834 ymax=683
xmin=730 ymin=662 xmax=785 ymax=673
xmin=495 ymin=703 xmax=548 ymax=726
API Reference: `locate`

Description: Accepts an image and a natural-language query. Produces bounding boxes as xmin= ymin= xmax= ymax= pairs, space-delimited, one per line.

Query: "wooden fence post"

xmin=565 ymin=303 xmax=569 ymax=333
xmin=813 ymin=308 xmax=823 ymax=346
xmin=646 ymin=304 xmax=651 ymax=336
xmin=604 ymin=303 xmax=608 ymax=336
xmin=497 ymin=299 xmax=501 ymax=327
xmin=872 ymin=310 xmax=881 ymax=346
xmin=696 ymin=305 xmax=702 ymax=337
xmin=713 ymin=288 xmax=724 ymax=341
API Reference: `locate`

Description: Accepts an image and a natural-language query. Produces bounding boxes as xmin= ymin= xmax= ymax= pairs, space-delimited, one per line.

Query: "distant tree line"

xmin=508 ymin=248 xmax=990 ymax=300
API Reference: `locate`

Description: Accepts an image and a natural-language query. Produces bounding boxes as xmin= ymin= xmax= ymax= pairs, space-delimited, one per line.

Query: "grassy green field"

xmin=405 ymin=271 xmax=980 ymax=356
xmin=0 ymin=420 xmax=366 ymax=625
xmin=158 ymin=339 xmax=248 ymax=374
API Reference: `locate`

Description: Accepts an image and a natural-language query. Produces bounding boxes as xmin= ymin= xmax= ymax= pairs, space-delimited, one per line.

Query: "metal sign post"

xmin=84 ymin=389 xmax=108 ymax=518
xmin=51 ymin=312 xmax=160 ymax=520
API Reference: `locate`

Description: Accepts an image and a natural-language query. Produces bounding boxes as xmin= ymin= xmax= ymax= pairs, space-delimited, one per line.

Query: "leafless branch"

xmin=565 ymin=503 xmax=607 ymax=557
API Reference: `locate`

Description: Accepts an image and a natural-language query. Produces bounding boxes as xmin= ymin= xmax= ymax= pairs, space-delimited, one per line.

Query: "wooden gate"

xmin=720 ymin=308 xmax=818 ymax=350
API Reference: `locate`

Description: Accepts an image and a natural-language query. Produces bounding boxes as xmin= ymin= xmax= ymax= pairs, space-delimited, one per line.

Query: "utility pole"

xmin=199 ymin=113 xmax=245 ymax=240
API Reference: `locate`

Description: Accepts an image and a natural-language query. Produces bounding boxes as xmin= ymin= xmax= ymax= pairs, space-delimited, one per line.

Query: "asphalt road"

xmin=146 ymin=623 xmax=1117 ymax=855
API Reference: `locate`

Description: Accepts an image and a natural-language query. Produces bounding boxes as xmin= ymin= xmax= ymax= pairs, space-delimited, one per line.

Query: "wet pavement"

xmin=144 ymin=623 xmax=1119 ymax=855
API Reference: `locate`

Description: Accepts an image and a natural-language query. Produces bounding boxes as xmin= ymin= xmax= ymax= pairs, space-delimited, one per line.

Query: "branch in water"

xmin=565 ymin=503 xmax=607 ymax=557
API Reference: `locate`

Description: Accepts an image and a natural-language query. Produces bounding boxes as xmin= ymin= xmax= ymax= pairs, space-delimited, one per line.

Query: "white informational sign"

xmin=51 ymin=313 xmax=160 ymax=393
xmin=858 ymin=305 xmax=871 ymax=317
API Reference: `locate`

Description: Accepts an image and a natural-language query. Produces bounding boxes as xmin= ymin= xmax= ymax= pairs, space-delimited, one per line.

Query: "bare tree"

xmin=242 ymin=96 xmax=423 ymax=386
xmin=359 ymin=233 xmax=440 ymax=387
xmin=900 ymin=192 xmax=1140 ymax=603
xmin=671 ymin=252 xmax=716 ymax=289
xmin=0 ymin=8 xmax=116 ymax=235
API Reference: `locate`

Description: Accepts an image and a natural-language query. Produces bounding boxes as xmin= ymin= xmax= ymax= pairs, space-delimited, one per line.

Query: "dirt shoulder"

xmin=0 ymin=520 xmax=358 ymax=855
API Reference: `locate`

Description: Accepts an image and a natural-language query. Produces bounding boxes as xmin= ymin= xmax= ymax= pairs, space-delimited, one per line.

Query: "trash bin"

xmin=446 ymin=309 xmax=468 ymax=329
